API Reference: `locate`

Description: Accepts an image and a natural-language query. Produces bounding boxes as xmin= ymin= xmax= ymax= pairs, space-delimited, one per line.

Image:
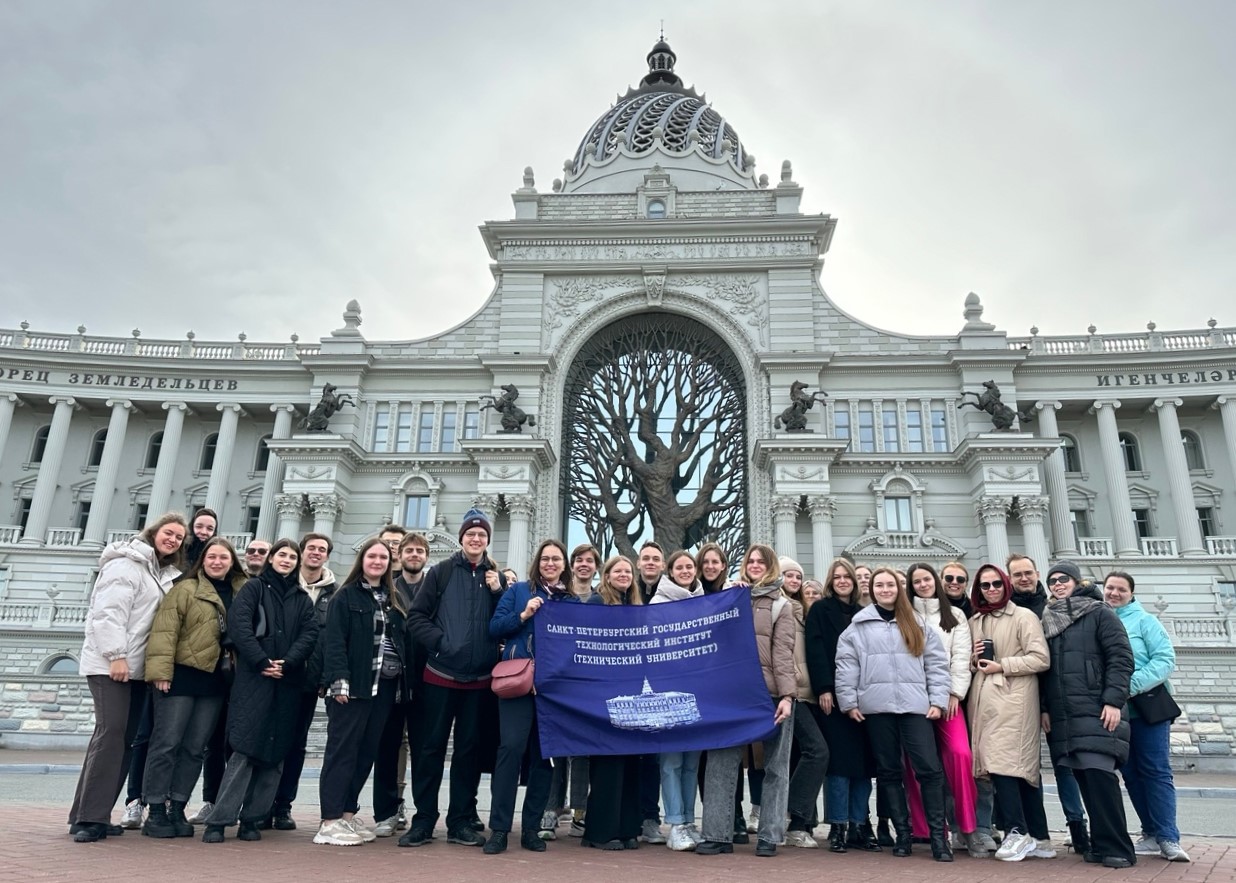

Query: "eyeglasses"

xmin=1046 ymin=575 xmax=1074 ymax=585
xmin=245 ymin=547 xmax=269 ymax=555
xmin=977 ymin=580 xmax=1005 ymax=591
xmin=942 ymin=574 xmax=967 ymax=583
xmin=540 ymin=556 xmax=565 ymax=563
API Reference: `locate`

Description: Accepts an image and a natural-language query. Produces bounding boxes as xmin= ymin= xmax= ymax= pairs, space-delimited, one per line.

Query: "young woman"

xmin=484 ymin=538 xmax=585 ymax=855
xmin=1103 ymin=572 xmax=1189 ymax=863
xmin=202 ymin=539 xmax=318 ymax=843
xmin=140 ymin=537 xmax=247 ymax=839
xmin=651 ymin=550 xmax=706 ymax=851
xmin=69 ymin=514 xmax=187 ymax=843
xmin=314 ymin=538 xmax=405 ymax=847
xmin=695 ymin=543 xmax=729 ymax=594
xmin=804 ymin=558 xmax=878 ymax=853
xmin=801 ymin=579 xmax=824 ymax=608
xmin=697 ymin=545 xmax=795 ymax=858
xmin=1040 ymin=561 xmax=1135 ymax=869
xmin=583 ymin=556 xmax=643 ymax=850
xmin=904 ymin=563 xmax=978 ymax=852
xmin=967 ymin=564 xmax=1052 ymax=863
xmin=835 ymin=567 xmax=953 ymax=861
xmin=781 ymin=557 xmax=829 ymax=849
xmin=854 ymin=564 xmax=873 ymax=605
xmin=940 ymin=561 xmax=972 ymax=617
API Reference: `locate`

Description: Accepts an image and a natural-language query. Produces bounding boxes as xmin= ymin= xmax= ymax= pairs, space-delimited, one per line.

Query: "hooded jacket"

xmin=835 ymin=604 xmax=950 ymax=715
xmin=1112 ymin=597 xmax=1176 ymax=712
xmin=300 ymin=566 xmax=338 ymax=692
xmin=80 ymin=538 xmax=181 ymax=680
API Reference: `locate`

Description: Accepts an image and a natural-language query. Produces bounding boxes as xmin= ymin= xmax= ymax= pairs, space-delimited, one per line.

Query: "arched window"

xmin=1118 ymin=432 xmax=1141 ymax=472
xmin=1060 ymin=434 xmax=1082 ymax=473
xmin=145 ymin=432 xmax=163 ymax=469
xmin=1182 ymin=431 xmax=1205 ymax=471
xmin=200 ymin=433 xmax=219 ymax=470
xmin=87 ymin=428 xmax=108 ymax=467
xmin=254 ymin=435 xmax=272 ymax=472
xmin=40 ymin=655 xmax=79 ymax=675
xmin=30 ymin=425 xmax=50 ymax=463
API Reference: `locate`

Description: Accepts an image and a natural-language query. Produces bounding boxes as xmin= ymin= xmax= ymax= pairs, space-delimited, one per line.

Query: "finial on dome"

xmin=641 ymin=36 xmax=681 ymax=88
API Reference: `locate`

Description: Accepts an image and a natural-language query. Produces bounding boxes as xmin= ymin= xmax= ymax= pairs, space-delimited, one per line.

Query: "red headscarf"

xmin=970 ymin=565 xmax=1013 ymax=614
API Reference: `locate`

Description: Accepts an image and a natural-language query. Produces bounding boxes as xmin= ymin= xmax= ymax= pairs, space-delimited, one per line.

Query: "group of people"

xmin=66 ymin=506 xmax=1190 ymax=869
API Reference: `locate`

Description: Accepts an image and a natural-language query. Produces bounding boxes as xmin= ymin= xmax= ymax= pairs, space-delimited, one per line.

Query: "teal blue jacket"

xmin=1112 ymin=597 xmax=1175 ymax=710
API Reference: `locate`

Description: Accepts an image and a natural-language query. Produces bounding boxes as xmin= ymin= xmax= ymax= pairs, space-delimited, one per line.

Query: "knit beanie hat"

xmin=458 ymin=507 xmax=492 ymax=542
xmin=778 ymin=556 xmax=804 ymax=577
xmin=1046 ymin=559 xmax=1083 ymax=585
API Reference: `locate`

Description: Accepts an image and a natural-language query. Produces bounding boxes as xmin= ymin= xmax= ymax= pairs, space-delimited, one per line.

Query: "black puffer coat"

xmin=1040 ymin=584 xmax=1134 ymax=765
xmin=226 ymin=566 xmax=318 ymax=765
xmin=407 ymin=552 xmax=504 ymax=683
xmin=804 ymin=595 xmax=875 ymax=778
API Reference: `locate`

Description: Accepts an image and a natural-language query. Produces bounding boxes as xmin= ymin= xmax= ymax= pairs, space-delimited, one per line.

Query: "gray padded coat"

xmin=834 ymin=604 xmax=951 ymax=715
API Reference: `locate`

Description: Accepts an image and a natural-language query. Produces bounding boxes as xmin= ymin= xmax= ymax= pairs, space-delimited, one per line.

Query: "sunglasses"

xmin=245 ymin=547 xmax=270 ymax=555
xmin=977 ymin=580 xmax=1005 ymax=591
xmin=942 ymin=574 xmax=967 ymax=584
xmin=1046 ymin=575 xmax=1073 ymax=586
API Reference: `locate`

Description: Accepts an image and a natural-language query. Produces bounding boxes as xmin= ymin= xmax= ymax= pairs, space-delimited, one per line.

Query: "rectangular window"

xmin=1133 ymin=508 xmax=1152 ymax=538
xmin=931 ymin=406 xmax=948 ymax=451
xmin=132 ymin=503 xmax=149 ymax=531
xmin=440 ymin=410 xmax=457 ymax=452
xmin=857 ymin=404 xmax=875 ymax=452
xmin=75 ymin=501 xmax=91 ymax=533
xmin=882 ymin=404 xmax=900 ymax=452
xmin=18 ymin=499 xmax=32 ymax=532
xmin=906 ymin=404 xmax=924 ymax=452
xmin=833 ymin=407 xmax=850 ymax=441
xmin=373 ymin=407 xmax=390 ymax=452
xmin=404 ymin=496 xmax=430 ymax=528
xmin=1218 ymin=581 xmax=1236 ymax=601
xmin=1198 ymin=507 xmax=1217 ymax=538
xmin=417 ymin=411 xmax=435 ymax=453
xmin=463 ymin=404 xmax=480 ymax=440
xmin=394 ymin=406 xmax=413 ymax=452
xmin=245 ymin=506 xmax=260 ymax=536
xmin=1070 ymin=508 xmax=1091 ymax=543
xmin=884 ymin=497 xmax=913 ymax=532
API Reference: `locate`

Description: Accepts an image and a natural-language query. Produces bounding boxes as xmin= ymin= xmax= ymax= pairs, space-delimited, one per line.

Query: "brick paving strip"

xmin=0 ymin=804 xmax=1231 ymax=883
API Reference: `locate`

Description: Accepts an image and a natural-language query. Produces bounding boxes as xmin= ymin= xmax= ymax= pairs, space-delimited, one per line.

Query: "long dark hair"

xmin=528 ymin=539 xmax=569 ymax=589
xmin=184 ymin=536 xmax=247 ymax=585
xmin=341 ymin=537 xmax=400 ymax=613
xmin=906 ymin=562 xmax=959 ymax=633
xmin=695 ymin=542 xmax=729 ymax=593
xmin=263 ymin=538 xmax=301 ymax=579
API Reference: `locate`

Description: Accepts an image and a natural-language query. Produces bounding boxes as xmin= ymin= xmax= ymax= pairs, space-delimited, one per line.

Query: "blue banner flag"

xmin=533 ymin=589 xmax=777 ymax=757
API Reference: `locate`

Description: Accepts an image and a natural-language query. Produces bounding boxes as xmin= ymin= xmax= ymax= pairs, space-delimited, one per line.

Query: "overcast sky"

xmin=1 ymin=1 xmax=1232 ymax=345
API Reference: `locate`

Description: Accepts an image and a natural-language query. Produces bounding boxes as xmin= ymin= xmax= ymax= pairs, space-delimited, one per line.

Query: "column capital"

xmin=1088 ymin=399 xmax=1121 ymax=415
xmin=1213 ymin=396 xmax=1232 ymax=409
xmin=271 ymin=403 xmax=299 ymax=415
xmin=976 ymin=496 xmax=1011 ymax=524
xmin=1149 ymin=397 xmax=1184 ymax=413
xmin=274 ymin=493 xmax=305 ymax=517
xmin=471 ymin=494 xmax=500 ymax=514
xmin=162 ymin=401 xmax=191 ymax=414
xmin=48 ymin=395 xmax=78 ymax=409
xmin=504 ymin=494 xmax=536 ymax=518
xmin=309 ymin=493 xmax=344 ymax=518
xmin=1034 ymin=400 xmax=1062 ymax=412
xmin=216 ymin=402 xmax=247 ymax=416
xmin=771 ymin=495 xmax=800 ymax=520
xmin=1 ymin=392 xmax=21 ymax=406
xmin=1016 ymin=495 xmax=1050 ymax=524
xmin=104 ymin=398 xmax=134 ymax=411
xmin=806 ymin=495 xmax=837 ymax=522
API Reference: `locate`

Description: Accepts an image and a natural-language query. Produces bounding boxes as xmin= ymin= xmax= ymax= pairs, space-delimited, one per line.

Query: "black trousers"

xmin=200 ymin=699 xmax=230 ymax=803
xmin=991 ymin=773 xmax=1049 ymax=839
xmin=373 ymin=688 xmax=418 ymax=822
xmin=787 ymin=700 xmax=829 ymax=830
xmin=273 ymin=691 xmax=321 ymax=814
xmin=318 ymin=678 xmax=395 ymax=820
xmin=411 ymin=683 xmax=486 ymax=832
xmin=866 ymin=712 xmax=945 ymax=836
xmin=1074 ymin=767 xmax=1135 ymax=863
xmin=638 ymin=753 xmax=661 ymax=822
xmin=124 ymin=689 xmax=154 ymax=804
xmin=488 ymin=694 xmax=553 ymax=834
xmin=585 ymin=754 xmax=642 ymax=843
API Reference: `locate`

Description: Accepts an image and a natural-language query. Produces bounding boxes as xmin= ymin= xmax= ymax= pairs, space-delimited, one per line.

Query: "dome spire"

xmin=641 ymin=35 xmax=681 ymax=88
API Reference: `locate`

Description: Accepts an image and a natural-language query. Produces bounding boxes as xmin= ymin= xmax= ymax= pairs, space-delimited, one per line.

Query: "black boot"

xmin=855 ymin=819 xmax=882 ymax=851
xmin=828 ymin=824 xmax=848 ymax=853
xmin=1068 ymin=820 xmax=1091 ymax=855
xmin=142 ymin=803 xmax=177 ymax=839
xmin=167 ymin=800 xmax=194 ymax=837
xmin=930 ymin=831 xmax=954 ymax=862
xmin=237 ymin=820 xmax=262 ymax=841
xmin=876 ymin=816 xmax=895 ymax=848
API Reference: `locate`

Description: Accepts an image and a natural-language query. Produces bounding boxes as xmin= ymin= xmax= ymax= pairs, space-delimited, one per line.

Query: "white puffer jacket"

xmin=79 ymin=538 xmax=181 ymax=680
xmin=912 ymin=596 xmax=972 ymax=700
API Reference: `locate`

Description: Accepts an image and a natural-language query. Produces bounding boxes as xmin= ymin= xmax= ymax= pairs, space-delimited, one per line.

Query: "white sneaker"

xmin=784 ymin=829 xmax=819 ymax=848
xmin=314 ymin=819 xmax=364 ymax=846
xmin=188 ymin=802 xmax=214 ymax=824
xmin=374 ymin=815 xmax=399 ymax=837
xmin=667 ymin=824 xmax=696 ymax=851
xmin=344 ymin=819 xmax=377 ymax=842
xmin=640 ymin=818 xmax=666 ymax=844
xmin=686 ymin=823 xmax=703 ymax=845
xmin=1030 ymin=838 xmax=1057 ymax=859
xmin=995 ymin=829 xmax=1037 ymax=862
xmin=747 ymin=806 xmax=760 ymax=834
xmin=1134 ymin=833 xmax=1161 ymax=855
xmin=538 ymin=810 xmax=558 ymax=840
xmin=972 ymin=831 xmax=999 ymax=853
xmin=395 ymin=800 xmax=408 ymax=831
xmin=120 ymin=799 xmax=144 ymax=829
xmin=1158 ymin=839 xmax=1191 ymax=863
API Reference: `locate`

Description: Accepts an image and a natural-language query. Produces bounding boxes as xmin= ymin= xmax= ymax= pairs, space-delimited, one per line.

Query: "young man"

xmin=243 ymin=540 xmax=272 ymax=577
xmin=636 ymin=541 xmax=664 ymax=605
xmin=1006 ymin=553 xmax=1049 ymax=618
xmin=401 ymin=510 xmax=505 ymax=848
xmin=267 ymin=532 xmax=337 ymax=830
xmin=380 ymin=524 xmax=407 ymax=569
xmin=633 ymin=540 xmax=666 ymax=843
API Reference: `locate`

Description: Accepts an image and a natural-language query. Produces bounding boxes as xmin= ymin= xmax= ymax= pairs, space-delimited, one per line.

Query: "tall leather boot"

xmin=882 ymin=783 xmax=912 ymax=857
xmin=854 ymin=819 xmax=882 ymax=852
xmin=876 ymin=816 xmax=894 ymax=848
xmin=920 ymin=770 xmax=951 ymax=861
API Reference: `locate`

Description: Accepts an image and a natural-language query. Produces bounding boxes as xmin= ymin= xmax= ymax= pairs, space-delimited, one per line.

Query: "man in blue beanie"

xmin=401 ymin=508 xmax=506 ymax=848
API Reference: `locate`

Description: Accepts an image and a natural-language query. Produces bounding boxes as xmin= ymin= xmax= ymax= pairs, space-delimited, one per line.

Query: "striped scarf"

xmin=368 ymin=585 xmax=388 ymax=698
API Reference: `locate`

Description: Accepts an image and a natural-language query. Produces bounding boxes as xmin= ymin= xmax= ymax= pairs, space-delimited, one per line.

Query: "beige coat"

xmin=968 ymin=604 xmax=1050 ymax=785
xmin=751 ymin=586 xmax=797 ymax=700
xmin=790 ymin=598 xmax=814 ymax=702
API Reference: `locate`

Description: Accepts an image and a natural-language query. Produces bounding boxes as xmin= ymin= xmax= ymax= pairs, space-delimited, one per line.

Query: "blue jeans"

xmin=659 ymin=751 xmax=700 ymax=825
xmin=826 ymin=774 xmax=873 ymax=825
xmin=1053 ymin=764 xmax=1085 ymax=823
xmin=1121 ymin=717 xmax=1179 ymax=841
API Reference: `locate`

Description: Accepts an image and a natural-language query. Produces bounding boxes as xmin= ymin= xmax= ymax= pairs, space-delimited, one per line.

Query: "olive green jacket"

xmin=145 ymin=573 xmax=244 ymax=683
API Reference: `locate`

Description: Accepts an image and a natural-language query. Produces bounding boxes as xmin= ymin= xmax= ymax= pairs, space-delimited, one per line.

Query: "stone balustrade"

xmin=0 ymin=324 xmax=320 ymax=361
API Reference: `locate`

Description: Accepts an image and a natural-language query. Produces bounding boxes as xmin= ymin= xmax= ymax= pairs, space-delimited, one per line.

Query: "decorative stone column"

xmin=148 ymin=402 xmax=189 ymax=517
xmin=20 ymin=396 xmax=78 ymax=544
xmin=309 ymin=493 xmax=344 ymax=536
xmin=0 ymin=393 xmax=20 ymax=468
xmin=274 ymin=493 xmax=305 ymax=540
xmin=1150 ymin=398 xmax=1204 ymax=555
xmin=1034 ymin=401 xmax=1077 ymax=556
xmin=82 ymin=399 xmax=133 ymax=546
xmin=1016 ymin=495 xmax=1051 ymax=572
xmin=771 ymin=495 xmax=800 ymax=558
xmin=205 ymin=403 xmax=245 ymax=514
xmin=807 ymin=495 xmax=837 ymax=572
xmin=505 ymin=495 xmax=536 ymax=575
xmin=1090 ymin=400 xmax=1140 ymax=556
xmin=976 ymin=496 xmax=1012 ymax=567
xmin=254 ymin=405 xmax=296 ymax=541
xmin=1213 ymin=398 xmax=1236 ymax=510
